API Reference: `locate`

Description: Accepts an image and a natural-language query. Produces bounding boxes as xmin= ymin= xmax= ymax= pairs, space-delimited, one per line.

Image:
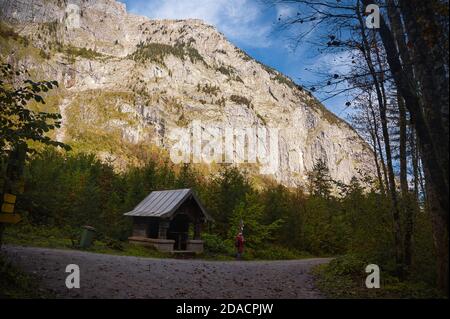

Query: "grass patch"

xmin=248 ymin=245 xmax=313 ymax=261
xmin=201 ymin=233 xmax=311 ymax=261
xmin=0 ymin=21 xmax=30 ymax=47
xmin=3 ymin=224 xmax=75 ymax=249
xmin=232 ymin=46 xmax=303 ymax=90
xmin=4 ymin=225 xmax=314 ymax=262
xmin=38 ymin=20 xmax=58 ymax=37
xmin=2 ymin=224 xmax=170 ymax=259
xmin=175 ymin=113 xmax=190 ymax=127
xmin=0 ymin=22 xmax=45 ymax=62
xmin=86 ymin=242 xmax=172 ymax=259
xmin=235 ymin=47 xmax=252 ymax=61
xmin=313 ymin=255 xmax=445 ymax=298
xmin=273 ymin=73 xmax=300 ymax=90
xmin=0 ymin=254 xmax=54 ymax=298
xmin=308 ymin=99 xmax=344 ymax=126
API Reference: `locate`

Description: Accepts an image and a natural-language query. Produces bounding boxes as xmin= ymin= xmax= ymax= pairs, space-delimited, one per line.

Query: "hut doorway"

xmin=167 ymin=214 xmax=190 ymax=250
xmin=146 ymin=219 xmax=159 ymax=238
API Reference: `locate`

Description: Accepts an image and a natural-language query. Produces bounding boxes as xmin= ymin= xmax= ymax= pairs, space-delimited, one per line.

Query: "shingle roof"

xmin=124 ymin=188 xmax=212 ymax=221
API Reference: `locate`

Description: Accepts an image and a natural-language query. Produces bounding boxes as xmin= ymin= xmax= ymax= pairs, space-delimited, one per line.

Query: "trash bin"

xmin=80 ymin=225 xmax=96 ymax=248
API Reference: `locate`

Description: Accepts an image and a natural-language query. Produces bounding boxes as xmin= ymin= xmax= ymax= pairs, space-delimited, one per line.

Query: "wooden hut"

xmin=124 ymin=188 xmax=212 ymax=253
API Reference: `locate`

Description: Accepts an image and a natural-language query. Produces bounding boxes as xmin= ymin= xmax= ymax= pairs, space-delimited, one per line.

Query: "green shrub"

xmin=216 ymin=65 xmax=243 ymax=83
xmin=229 ymin=95 xmax=252 ymax=109
xmin=203 ymin=232 xmax=233 ymax=255
xmin=197 ymin=83 xmax=220 ymax=96
xmin=129 ymin=42 xmax=183 ymax=66
xmin=256 ymin=113 xmax=267 ymax=125
xmin=314 ymin=254 xmax=445 ymax=298
xmin=129 ymin=42 xmax=206 ymax=67
xmin=326 ymin=254 xmax=367 ymax=277
xmin=252 ymin=245 xmax=310 ymax=260
xmin=183 ymin=44 xmax=206 ymax=65
xmin=64 ymin=45 xmax=103 ymax=61
xmin=217 ymin=65 xmax=234 ymax=76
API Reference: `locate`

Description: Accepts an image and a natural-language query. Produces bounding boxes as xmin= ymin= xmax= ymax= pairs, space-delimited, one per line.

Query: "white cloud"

xmin=307 ymin=51 xmax=354 ymax=75
xmin=275 ymin=3 xmax=296 ymax=18
xmin=124 ymin=0 xmax=273 ymax=47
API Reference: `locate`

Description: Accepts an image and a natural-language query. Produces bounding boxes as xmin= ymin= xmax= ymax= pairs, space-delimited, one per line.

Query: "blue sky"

xmin=118 ymin=0 xmax=351 ymax=118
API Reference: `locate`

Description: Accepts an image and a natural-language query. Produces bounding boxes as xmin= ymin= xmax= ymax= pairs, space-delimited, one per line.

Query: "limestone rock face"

xmin=0 ymin=0 xmax=377 ymax=186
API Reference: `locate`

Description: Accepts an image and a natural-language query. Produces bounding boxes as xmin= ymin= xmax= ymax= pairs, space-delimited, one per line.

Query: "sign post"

xmin=0 ymin=144 xmax=27 ymax=246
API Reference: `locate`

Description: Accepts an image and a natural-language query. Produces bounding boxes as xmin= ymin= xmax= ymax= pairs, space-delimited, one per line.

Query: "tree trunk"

xmin=356 ymin=1 xmax=404 ymax=273
xmin=371 ymin=0 xmax=448 ymax=230
xmin=424 ymin=163 xmax=449 ymax=294
xmin=398 ymin=95 xmax=408 ymax=196
xmin=398 ymin=94 xmax=414 ymax=269
xmin=370 ymin=0 xmax=449 ymax=291
xmin=368 ymin=97 xmax=389 ymax=193
xmin=0 ymin=223 xmax=4 ymax=249
xmin=410 ymin=129 xmax=420 ymax=202
xmin=365 ymin=96 xmax=386 ymax=194
xmin=399 ymin=1 xmax=449 ymax=183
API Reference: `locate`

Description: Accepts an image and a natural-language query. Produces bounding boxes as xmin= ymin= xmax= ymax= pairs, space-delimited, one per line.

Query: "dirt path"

xmin=2 ymin=245 xmax=331 ymax=299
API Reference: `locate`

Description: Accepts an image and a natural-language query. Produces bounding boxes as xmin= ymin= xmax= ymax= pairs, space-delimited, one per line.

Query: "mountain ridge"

xmin=0 ymin=0 xmax=377 ymax=187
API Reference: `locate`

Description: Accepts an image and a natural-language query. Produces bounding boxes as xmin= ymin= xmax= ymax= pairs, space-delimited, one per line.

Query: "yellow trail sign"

xmin=0 ymin=213 xmax=21 ymax=224
xmin=1 ymin=203 xmax=14 ymax=213
xmin=4 ymin=193 xmax=16 ymax=204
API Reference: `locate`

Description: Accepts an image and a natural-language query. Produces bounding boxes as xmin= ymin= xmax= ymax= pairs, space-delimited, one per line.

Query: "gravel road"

xmin=2 ymin=245 xmax=331 ymax=299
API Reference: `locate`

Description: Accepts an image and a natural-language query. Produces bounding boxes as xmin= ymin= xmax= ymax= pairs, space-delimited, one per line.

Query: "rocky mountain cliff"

xmin=0 ymin=0 xmax=376 ymax=187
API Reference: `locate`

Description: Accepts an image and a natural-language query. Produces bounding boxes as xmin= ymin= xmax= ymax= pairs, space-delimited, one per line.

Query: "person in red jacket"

xmin=235 ymin=232 xmax=244 ymax=260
